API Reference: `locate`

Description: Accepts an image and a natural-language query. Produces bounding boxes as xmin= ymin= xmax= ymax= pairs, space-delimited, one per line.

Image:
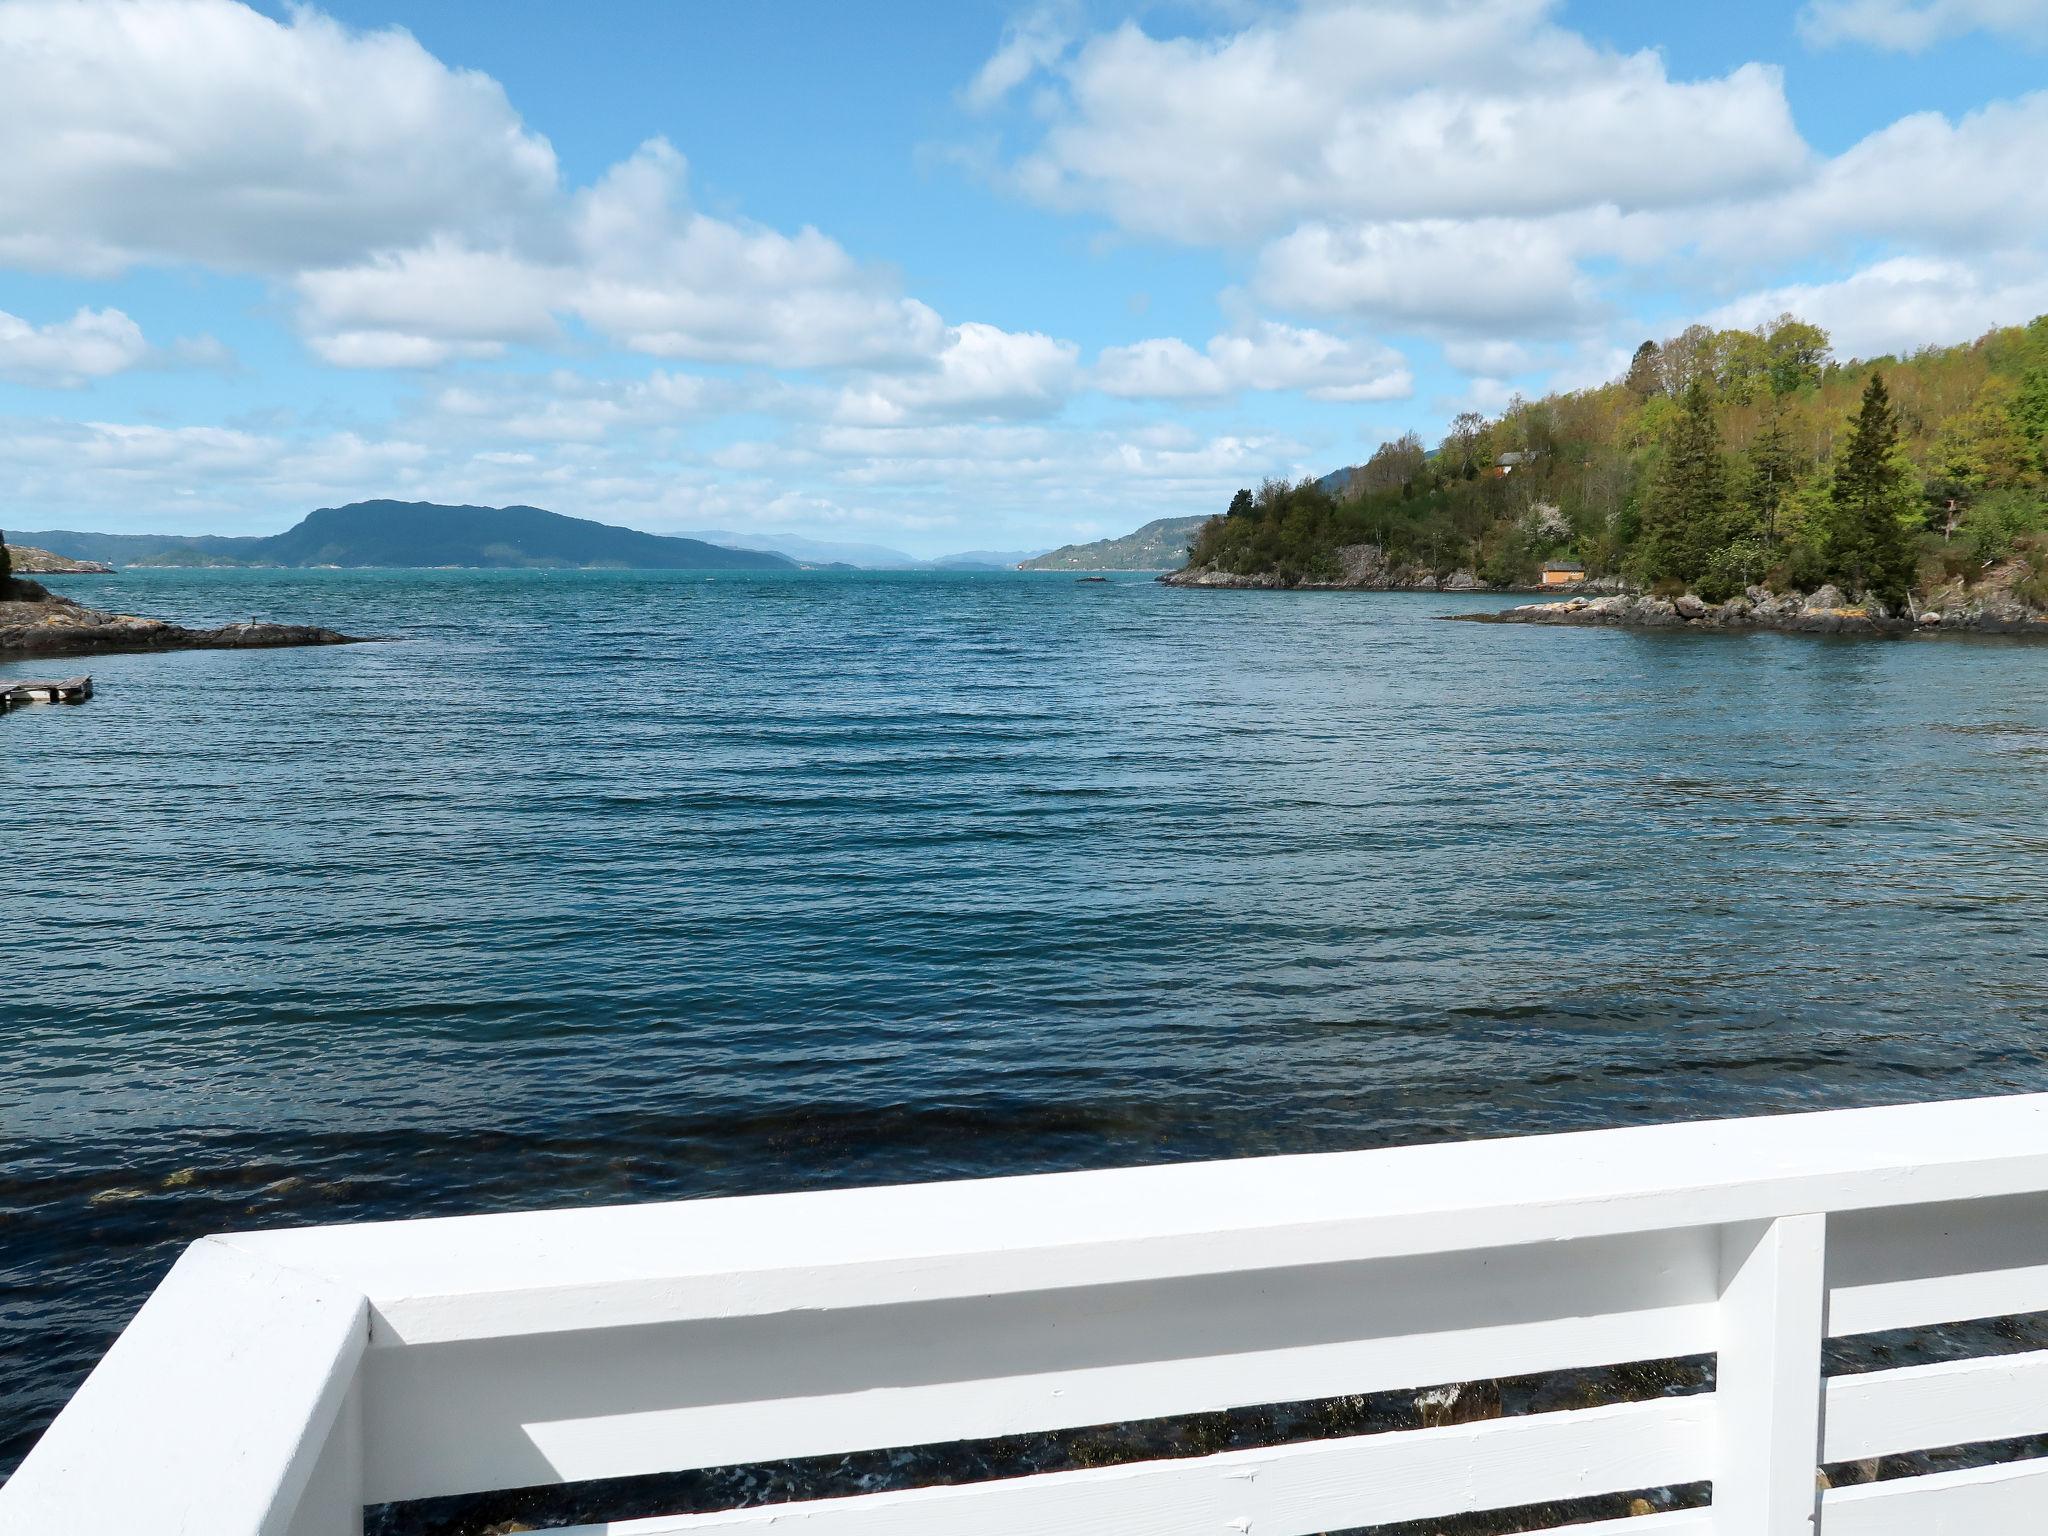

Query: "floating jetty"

xmin=0 ymin=675 xmax=92 ymax=711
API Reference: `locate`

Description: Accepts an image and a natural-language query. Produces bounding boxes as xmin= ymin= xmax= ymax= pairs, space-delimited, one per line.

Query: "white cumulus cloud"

xmin=288 ymin=139 xmax=967 ymax=373
xmin=1706 ymin=256 xmax=2048 ymax=360
xmin=961 ymin=2 xmax=1075 ymax=111
xmin=0 ymin=0 xmax=559 ymax=275
xmin=1799 ymin=0 xmax=2048 ymax=50
xmin=0 ymin=306 xmax=148 ymax=385
xmin=565 ymin=141 xmax=948 ymax=368
xmin=995 ymin=0 xmax=1807 ymax=245
xmin=833 ymin=323 xmax=1081 ymax=423
xmin=1253 ymin=219 xmax=1598 ymax=333
xmin=1095 ymin=322 xmax=1411 ymax=400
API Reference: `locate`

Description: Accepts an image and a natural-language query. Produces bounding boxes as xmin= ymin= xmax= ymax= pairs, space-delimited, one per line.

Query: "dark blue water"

xmin=5 ymin=567 xmax=2048 ymax=1477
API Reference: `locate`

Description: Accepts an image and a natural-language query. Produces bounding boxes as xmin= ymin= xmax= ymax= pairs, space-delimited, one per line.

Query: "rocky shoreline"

xmin=1160 ymin=544 xmax=2048 ymax=637
xmin=1161 ymin=542 xmax=1609 ymax=594
xmin=0 ymin=582 xmax=366 ymax=659
xmin=1460 ymin=582 xmax=2048 ymax=636
xmin=4 ymin=542 xmax=113 ymax=575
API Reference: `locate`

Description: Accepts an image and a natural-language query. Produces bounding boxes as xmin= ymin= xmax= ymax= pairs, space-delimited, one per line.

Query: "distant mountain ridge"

xmin=931 ymin=549 xmax=1044 ymax=570
xmin=1020 ymin=516 xmax=1211 ymax=571
xmin=681 ymin=529 xmax=925 ymax=568
xmin=18 ymin=502 xmax=794 ymax=572
xmin=681 ymin=530 xmax=1045 ymax=570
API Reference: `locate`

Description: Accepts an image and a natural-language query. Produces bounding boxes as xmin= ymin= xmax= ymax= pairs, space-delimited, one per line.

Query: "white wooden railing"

xmin=9 ymin=1094 xmax=2048 ymax=1535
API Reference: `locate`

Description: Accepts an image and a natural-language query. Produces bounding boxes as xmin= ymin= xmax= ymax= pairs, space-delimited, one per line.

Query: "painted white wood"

xmin=575 ymin=1508 xmax=1717 ymax=1536
xmin=286 ymin=1379 xmax=365 ymax=1536
xmin=16 ymin=1094 xmax=2048 ymax=1533
xmin=1819 ymin=1457 xmax=2048 ymax=1534
xmin=362 ymin=1228 xmax=1716 ymax=1500
xmin=1827 ymin=1192 xmax=2048 ymax=1336
xmin=1823 ymin=1349 xmax=2048 ymax=1462
xmin=1712 ymin=1215 xmax=1826 ymax=1536
xmin=216 ymin=1093 xmax=2048 ymax=1345
xmin=0 ymin=1238 xmax=368 ymax=1536
xmin=529 ymin=1395 xmax=1710 ymax=1536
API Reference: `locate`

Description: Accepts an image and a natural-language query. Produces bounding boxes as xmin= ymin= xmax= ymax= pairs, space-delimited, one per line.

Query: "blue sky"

xmin=2 ymin=0 xmax=2046 ymax=554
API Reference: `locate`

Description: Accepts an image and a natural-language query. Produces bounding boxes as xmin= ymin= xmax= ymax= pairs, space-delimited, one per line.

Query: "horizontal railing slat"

xmin=214 ymin=1094 xmax=2048 ymax=1345
xmin=1824 ymin=1350 xmax=2048 ymax=1462
xmin=538 ymin=1396 xmax=1712 ymax=1536
xmin=362 ymin=1231 xmax=1715 ymax=1501
xmin=1820 ymin=1458 xmax=2048 ymax=1534
xmin=1828 ymin=1193 xmax=2048 ymax=1336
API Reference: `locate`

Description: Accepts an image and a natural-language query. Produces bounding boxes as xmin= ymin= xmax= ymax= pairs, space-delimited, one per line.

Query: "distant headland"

xmin=0 ymin=535 xmax=363 ymax=660
xmin=3 ymin=542 xmax=112 ymax=576
xmin=1154 ymin=311 xmax=2048 ymax=635
xmin=1021 ymin=517 xmax=1209 ymax=572
xmin=13 ymin=501 xmax=797 ymax=573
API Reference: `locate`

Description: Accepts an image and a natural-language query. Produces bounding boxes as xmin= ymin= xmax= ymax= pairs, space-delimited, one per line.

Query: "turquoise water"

xmin=5 ymin=567 xmax=2048 ymax=1475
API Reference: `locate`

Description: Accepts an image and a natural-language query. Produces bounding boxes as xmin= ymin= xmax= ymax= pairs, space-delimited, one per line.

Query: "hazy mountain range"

xmin=681 ymin=530 xmax=1046 ymax=570
xmin=17 ymin=502 xmax=794 ymax=572
xmin=16 ymin=504 xmax=1054 ymax=572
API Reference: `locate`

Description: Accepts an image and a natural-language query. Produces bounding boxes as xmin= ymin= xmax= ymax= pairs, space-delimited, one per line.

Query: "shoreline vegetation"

xmin=1163 ymin=312 xmax=2048 ymax=635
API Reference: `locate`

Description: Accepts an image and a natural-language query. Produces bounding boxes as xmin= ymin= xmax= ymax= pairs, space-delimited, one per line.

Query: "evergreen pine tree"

xmin=1638 ymin=378 xmax=1730 ymax=586
xmin=1826 ymin=373 xmax=1918 ymax=605
xmin=0 ymin=528 xmax=12 ymax=593
xmin=1744 ymin=411 xmax=1796 ymax=551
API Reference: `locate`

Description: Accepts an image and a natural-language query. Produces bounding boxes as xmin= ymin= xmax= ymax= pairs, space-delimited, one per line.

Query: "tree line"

xmin=1189 ymin=313 xmax=2048 ymax=606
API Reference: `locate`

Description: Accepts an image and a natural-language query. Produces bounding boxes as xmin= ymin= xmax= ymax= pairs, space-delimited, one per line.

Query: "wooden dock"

xmin=0 ymin=675 xmax=92 ymax=711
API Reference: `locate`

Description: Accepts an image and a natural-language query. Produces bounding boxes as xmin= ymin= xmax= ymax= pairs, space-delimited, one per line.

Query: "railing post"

xmin=1714 ymin=1214 xmax=1827 ymax=1534
xmin=286 ymin=1377 xmax=364 ymax=1536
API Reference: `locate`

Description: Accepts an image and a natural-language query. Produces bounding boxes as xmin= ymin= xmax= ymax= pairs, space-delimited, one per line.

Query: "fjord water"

xmin=5 ymin=567 xmax=2048 ymax=1472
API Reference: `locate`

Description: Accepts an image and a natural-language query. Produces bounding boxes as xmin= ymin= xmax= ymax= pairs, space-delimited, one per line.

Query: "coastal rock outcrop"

xmin=0 ymin=589 xmax=364 ymax=659
xmin=1461 ymin=583 xmax=2048 ymax=637
xmin=1160 ymin=544 xmax=1491 ymax=591
xmin=4 ymin=543 xmax=113 ymax=575
xmin=1161 ymin=546 xmax=1635 ymax=595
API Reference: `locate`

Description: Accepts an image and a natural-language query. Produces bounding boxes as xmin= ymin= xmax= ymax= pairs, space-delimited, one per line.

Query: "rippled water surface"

xmin=5 ymin=567 xmax=2048 ymax=1475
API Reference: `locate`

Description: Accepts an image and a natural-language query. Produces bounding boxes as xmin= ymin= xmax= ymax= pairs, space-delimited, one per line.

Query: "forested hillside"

xmin=1021 ymin=516 xmax=1209 ymax=570
xmin=1186 ymin=314 xmax=2048 ymax=606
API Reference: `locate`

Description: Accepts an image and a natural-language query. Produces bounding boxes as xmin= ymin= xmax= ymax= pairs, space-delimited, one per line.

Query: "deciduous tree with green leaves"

xmin=1763 ymin=315 xmax=1830 ymax=397
xmin=1624 ymin=340 xmax=1662 ymax=398
xmin=2014 ymin=367 xmax=2048 ymax=474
